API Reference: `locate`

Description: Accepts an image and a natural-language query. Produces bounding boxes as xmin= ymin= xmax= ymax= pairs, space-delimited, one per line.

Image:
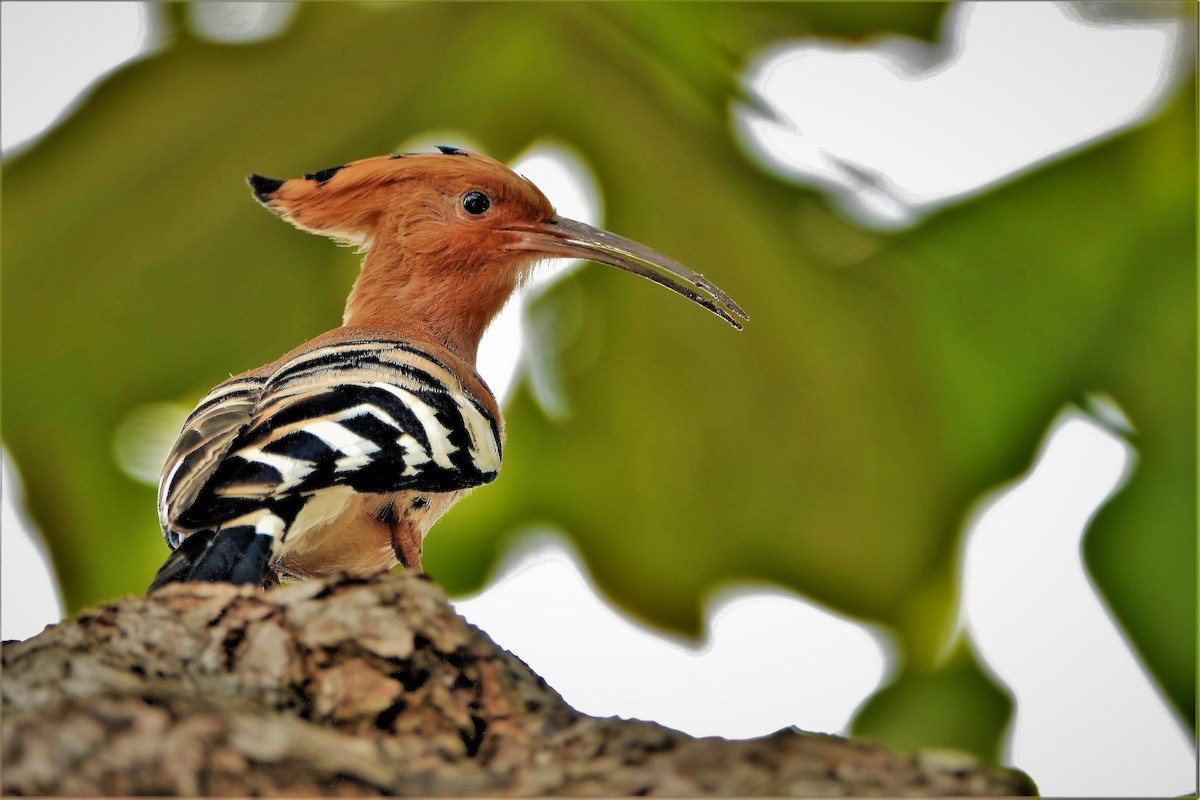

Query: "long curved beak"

xmin=507 ymin=216 xmax=748 ymax=330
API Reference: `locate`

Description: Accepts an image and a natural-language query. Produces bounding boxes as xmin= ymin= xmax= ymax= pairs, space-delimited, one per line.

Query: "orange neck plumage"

xmin=343 ymin=242 xmax=523 ymax=364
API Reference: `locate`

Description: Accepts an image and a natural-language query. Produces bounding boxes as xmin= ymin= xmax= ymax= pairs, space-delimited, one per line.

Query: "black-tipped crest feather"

xmin=304 ymin=165 xmax=347 ymax=184
xmin=248 ymin=174 xmax=285 ymax=202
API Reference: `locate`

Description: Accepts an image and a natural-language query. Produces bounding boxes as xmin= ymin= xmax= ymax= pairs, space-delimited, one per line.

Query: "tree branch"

xmin=1 ymin=572 xmax=1034 ymax=795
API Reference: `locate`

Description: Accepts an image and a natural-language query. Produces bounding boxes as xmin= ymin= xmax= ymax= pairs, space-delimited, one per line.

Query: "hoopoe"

xmin=149 ymin=147 xmax=747 ymax=591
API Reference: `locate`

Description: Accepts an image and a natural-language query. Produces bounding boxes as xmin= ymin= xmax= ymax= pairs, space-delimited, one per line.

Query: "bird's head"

xmin=249 ymin=147 xmax=745 ymax=356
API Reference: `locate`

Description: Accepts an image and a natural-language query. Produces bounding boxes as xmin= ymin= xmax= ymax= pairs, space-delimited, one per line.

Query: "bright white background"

xmin=2 ymin=3 xmax=1195 ymax=796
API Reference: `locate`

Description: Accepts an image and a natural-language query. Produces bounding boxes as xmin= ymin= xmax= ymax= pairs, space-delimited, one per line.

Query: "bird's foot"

xmin=390 ymin=521 xmax=424 ymax=573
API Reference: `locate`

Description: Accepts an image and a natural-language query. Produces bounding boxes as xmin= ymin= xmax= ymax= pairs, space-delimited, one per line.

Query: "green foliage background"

xmin=3 ymin=2 xmax=1194 ymax=765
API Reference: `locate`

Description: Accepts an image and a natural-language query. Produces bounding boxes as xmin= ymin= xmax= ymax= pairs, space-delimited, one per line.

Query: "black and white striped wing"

xmin=160 ymin=340 xmax=502 ymax=540
xmin=158 ymin=377 xmax=265 ymax=543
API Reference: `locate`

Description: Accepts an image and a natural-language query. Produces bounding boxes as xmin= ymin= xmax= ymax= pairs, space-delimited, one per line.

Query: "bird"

xmin=148 ymin=147 xmax=747 ymax=592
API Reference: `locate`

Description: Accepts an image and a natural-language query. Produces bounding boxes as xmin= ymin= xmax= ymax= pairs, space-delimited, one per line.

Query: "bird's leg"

xmin=390 ymin=519 xmax=424 ymax=573
xmin=375 ymin=500 xmax=424 ymax=573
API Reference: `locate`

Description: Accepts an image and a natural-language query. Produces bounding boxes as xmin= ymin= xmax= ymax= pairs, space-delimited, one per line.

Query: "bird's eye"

xmin=462 ymin=190 xmax=491 ymax=216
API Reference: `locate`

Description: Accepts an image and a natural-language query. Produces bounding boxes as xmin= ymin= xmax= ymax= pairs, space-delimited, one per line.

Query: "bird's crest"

xmin=247 ymin=148 xmax=549 ymax=247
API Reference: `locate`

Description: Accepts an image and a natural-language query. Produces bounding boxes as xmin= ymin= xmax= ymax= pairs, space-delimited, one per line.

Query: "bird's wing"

xmin=158 ymin=376 xmax=265 ymax=542
xmin=160 ymin=339 xmax=501 ymax=539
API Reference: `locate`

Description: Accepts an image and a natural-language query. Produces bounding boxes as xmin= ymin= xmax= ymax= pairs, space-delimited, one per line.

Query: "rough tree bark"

xmin=1 ymin=571 xmax=1035 ymax=796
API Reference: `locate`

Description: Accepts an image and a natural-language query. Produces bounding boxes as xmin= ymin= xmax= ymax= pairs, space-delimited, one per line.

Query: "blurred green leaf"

xmin=1081 ymin=89 xmax=1197 ymax=724
xmin=852 ymin=645 xmax=1013 ymax=763
xmin=2 ymin=2 xmax=1193 ymax=763
xmin=785 ymin=1 xmax=948 ymax=42
xmin=877 ymin=86 xmax=1197 ymax=723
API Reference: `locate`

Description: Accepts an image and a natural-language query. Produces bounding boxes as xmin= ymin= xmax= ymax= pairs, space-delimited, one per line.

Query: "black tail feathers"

xmin=148 ymin=528 xmax=275 ymax=593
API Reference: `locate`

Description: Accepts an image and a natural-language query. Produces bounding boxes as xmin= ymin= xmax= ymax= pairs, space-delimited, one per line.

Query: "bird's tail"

xmin=147 ymin=528 xmax=275 ymax=593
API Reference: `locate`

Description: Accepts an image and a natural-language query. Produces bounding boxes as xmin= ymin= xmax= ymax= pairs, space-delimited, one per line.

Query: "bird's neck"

xmin=343 ymin=247 xmax=517 ymax=364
